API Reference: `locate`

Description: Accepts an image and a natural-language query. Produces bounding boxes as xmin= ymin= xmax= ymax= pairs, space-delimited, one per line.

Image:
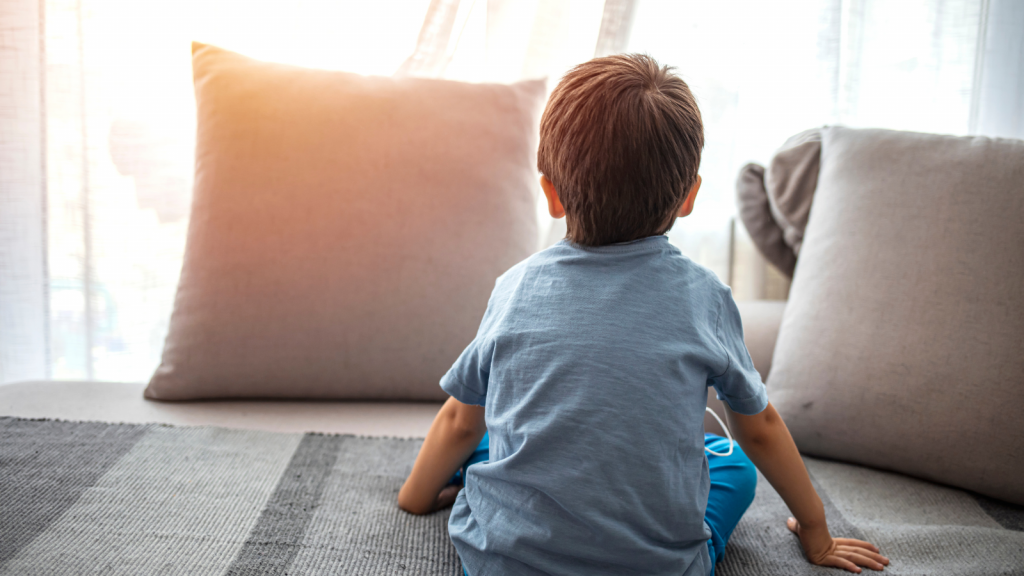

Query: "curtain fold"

xmin=970 ymin=0 xmax=1024 ymax=139
xmin=394 ymin=0 xmax=463 ymax=77
xmin=1 ymin=0 xmax=1019 ymax=384
xmin=0 ymin=0 xmax=48 ymax=383
xmin=626 ymin=0 xmax=1002 ymax=295
xmin=594 ymin=0 xmax=637 ymax=58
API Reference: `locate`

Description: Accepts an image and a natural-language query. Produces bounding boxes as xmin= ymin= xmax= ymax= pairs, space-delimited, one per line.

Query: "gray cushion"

xmin=736 ymin=129 xmax=821 ymax=277
xmin=769 ymin=126 xmax=1024 ymax=504
xmin=764 ymin=128 xmax=820 ymax=255
xmin=144 ymin=44 xmax=545 ymax=401
xmin=736 ymin=163 xmax=796 ymax=277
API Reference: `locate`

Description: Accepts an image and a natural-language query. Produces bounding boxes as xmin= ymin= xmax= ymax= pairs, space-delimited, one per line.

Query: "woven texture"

xmin=2 ymin=417 xmax=1022 ymax=575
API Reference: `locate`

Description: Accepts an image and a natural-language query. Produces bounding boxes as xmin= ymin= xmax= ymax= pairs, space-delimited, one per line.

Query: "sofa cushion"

xmin=144 ymin=43 xmax=545 ymax=401
xmin=763 ymin=128 xmax=820 ymax=256
xmin=768 ymin=126 xmax=1024 ymax=504
xmin=3 ymin=381 xmax=442 ymax=437
xmin=736 ymin=163 xmax=797 ymax=277
xmin=735 ymin=129 xmax=821 ymax=278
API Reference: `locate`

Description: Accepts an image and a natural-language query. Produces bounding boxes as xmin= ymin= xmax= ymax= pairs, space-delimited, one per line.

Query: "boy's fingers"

xmin=837 ymin=550 xmax=885 ymax=571
xmin=822 ymin=556 xmax=861 ymax=573
xmin=433 ymin=485 xmax=462 ymax=510
xmin=835 ymin=538 xmax=881 ymax=553
xmin=838 ymin=547 xmax=889 ymax=566
xmin=786 ymin=517 xmax=799 ymax=534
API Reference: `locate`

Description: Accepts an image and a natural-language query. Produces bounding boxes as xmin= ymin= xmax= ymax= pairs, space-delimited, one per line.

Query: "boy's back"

xmin=444 ymin=236 xmax=766 ymax=575
xmin=398 ymin=53 xmax=888 ymax=576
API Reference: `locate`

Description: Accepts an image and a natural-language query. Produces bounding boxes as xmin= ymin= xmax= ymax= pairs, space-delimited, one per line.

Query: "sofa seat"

xmin=0 ymin=302 xmax=788 ymax=439
xmin=0 ymin=380 xmax=442 ymax=438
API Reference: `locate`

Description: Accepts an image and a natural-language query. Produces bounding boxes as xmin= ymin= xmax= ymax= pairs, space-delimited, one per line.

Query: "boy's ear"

xmin=540 ymin=175 xmax=566 ymax=219
xmin=677 ymin=175 xmax=702 ymax=218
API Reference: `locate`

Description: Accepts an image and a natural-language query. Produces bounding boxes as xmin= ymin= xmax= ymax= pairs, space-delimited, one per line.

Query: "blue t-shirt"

xmin=442 ymin=235 xmax=768 ymax=576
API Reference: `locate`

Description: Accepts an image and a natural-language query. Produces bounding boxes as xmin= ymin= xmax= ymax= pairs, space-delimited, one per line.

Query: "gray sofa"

xmin=5 ymin=123 xmax=1023 ymax=575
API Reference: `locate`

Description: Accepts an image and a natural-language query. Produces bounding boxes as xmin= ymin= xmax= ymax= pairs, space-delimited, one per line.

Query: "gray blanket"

xmin=1 ymin=418 xmax=1021 ymax=575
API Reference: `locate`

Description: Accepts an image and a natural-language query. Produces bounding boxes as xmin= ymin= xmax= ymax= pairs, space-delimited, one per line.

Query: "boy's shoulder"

xmin=492 ymin=240 xmax=572 ymax=285
xmin=481 ymin=238 xmax=736 ymax=342
xmin=662 ymin=245 xmax=729 ymax=289
xmin=492 ymin=248 xmax=540 ymax=290
xmin=491 ymin=240 xmax=578 ymax=291
xmin=496 ymin=237 xmax=730 ymax=298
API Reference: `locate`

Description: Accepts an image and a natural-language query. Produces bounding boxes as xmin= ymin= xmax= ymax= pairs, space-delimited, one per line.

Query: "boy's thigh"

xmin=704 ymin=433 xmax=757 ymax=558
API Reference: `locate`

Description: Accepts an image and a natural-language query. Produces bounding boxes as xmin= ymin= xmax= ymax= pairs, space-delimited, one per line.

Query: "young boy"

xmin=398 ymin=54 xmax=889 ymax=576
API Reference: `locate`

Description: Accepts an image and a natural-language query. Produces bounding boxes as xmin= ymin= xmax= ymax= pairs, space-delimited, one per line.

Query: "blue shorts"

xmin=455 ymin=433 xmax=757 ymax=576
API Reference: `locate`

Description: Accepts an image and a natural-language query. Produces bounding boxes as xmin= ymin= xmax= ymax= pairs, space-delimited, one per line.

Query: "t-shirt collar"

xmin=556 ymin=234 xmax=670 ymax=254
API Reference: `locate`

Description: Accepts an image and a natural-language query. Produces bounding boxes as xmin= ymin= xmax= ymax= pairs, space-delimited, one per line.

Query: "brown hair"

xmin=538 ymin=54 xmax=704 ymax=246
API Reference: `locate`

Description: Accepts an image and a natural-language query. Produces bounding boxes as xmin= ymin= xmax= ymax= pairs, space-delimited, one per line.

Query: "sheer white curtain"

xmin=1 ymin=0 xmax=1021 ymax=384
xmin=624 ymin=0 xmax=1022 ymax=299
xmin=2 ymin=0 xmax=435 ymax=384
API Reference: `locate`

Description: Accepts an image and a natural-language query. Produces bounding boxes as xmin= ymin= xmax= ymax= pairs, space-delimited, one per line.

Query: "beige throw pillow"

xmin=145 ymin=43 xmax=545 ymax=401
xmin=769 ymin=126 xmax=1024 ymax=504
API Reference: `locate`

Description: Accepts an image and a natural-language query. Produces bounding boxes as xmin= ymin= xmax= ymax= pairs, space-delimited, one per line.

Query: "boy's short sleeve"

xmin=440 ymin=337 xmax=493 ymax=406
xmin=710 ymin=291 xmax=769 ymax=415
xmin=440 ymin=275 xmax=509 ymax=406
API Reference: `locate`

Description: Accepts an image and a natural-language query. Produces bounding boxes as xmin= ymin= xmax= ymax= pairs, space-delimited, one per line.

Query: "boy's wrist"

xmin=797 ymin=516 xmax=828 ymax=533
xmin=794 ymin=502 xmax=828 ymax=533
xmin=791 ymin=515 xmax=834 ymax=560
xmin=797 ymin=495 xmax=827 ymax=528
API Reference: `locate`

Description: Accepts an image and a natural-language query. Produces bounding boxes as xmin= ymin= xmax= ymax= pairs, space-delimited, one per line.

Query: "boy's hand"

xmin=726 ymin=403 xmax=891 ymax=573
xmin=787 ymin=517 xmax=889 ymax=573
xmin=433 ymin=484 xmax=463 ymax=512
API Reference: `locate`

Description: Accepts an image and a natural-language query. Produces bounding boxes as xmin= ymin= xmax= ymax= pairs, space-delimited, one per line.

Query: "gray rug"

xmin=2 ymin=417 xmax=1022 ymax=575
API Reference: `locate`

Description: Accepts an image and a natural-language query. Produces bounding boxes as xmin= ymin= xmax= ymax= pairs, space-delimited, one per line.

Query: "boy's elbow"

xmin=397 ymin=498 xmax=428 ymax=515
xmin=738 ymin=426 xmax=773 ymax=452
xmin=397 ymin=485 xmax=431 ymax=515
xmin=442 ymin=400 xmax=487 ymax=441
xmin=451 ymin=417 xmax=485 ymax=443
xmin=732 ymin=402 xmax=786 ymax=450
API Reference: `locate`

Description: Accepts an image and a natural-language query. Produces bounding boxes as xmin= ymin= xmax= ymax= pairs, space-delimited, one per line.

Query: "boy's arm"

xmin=726 ymin=401 xmax=890 ymax=573
xmin=398 ymin=396 xmax=486 ymax=515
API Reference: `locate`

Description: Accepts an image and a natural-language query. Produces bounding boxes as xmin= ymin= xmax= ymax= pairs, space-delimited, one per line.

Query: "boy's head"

xmin=538 ymin=54 xmax=704 ymax=246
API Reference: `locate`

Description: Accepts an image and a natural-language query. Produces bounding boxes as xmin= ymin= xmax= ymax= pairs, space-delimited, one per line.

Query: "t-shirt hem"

xmin=441 ymin=374 xmax=487 ymax=406
xmin=716 ymin=389 xmax=768 ymax=416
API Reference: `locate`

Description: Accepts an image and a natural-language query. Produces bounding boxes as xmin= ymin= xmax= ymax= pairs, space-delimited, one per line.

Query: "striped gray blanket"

xmin=1 ymin=417 xmax=1021 ymax=575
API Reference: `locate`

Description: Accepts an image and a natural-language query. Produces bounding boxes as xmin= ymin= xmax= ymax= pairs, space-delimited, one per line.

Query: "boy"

xmin=398 ymin=54 xmax=888 ymax=576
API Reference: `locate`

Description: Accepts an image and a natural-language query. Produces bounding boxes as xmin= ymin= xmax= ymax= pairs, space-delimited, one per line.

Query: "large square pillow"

xmin=145 ymin=43 xmax=545 ymax=401
xmin=768 ymin=126 xmax=1024 ymax=504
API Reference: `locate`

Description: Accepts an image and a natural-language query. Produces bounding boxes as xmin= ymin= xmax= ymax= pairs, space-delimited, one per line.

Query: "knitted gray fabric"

xmin=2 ymin=417 xmax=1021 ymax=575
